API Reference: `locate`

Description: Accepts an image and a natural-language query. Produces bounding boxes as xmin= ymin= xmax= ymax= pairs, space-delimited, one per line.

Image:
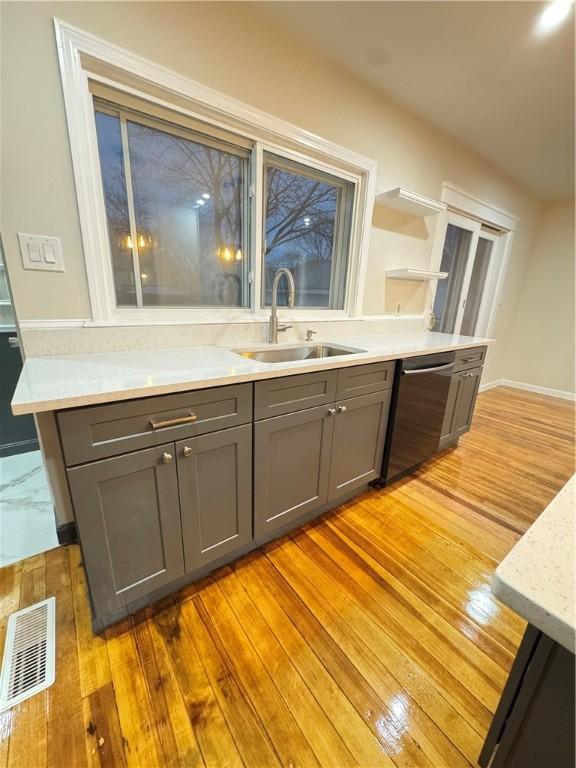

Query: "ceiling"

xmin=259 ymin=1 xmax=575 ymax=200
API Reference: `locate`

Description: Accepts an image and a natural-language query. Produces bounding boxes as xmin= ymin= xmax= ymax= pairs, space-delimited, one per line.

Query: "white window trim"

xmin=427 ymin=182 xmax=518 ymax=338
xmin=54 ymin=19 xmax=377 ymax=325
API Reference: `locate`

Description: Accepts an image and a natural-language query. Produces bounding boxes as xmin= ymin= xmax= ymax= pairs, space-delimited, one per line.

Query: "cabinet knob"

xmin=182 ymin=446 xmax=193 ymax=457
xmin=327 ymin=408 xmax=337 ymax=416
xmin=161 ymin=452 xmax=173 ymax=464
xmin=338 ymin=405 xmax=347 ymax=413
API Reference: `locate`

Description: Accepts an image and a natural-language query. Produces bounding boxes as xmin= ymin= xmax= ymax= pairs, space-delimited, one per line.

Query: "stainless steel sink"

xmin=233 ymin=343 xmax=365 ymax=364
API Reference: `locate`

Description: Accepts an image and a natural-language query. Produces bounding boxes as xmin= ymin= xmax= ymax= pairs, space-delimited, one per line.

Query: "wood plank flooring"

xmin=0 ymin=386 xmax=574 ymax=768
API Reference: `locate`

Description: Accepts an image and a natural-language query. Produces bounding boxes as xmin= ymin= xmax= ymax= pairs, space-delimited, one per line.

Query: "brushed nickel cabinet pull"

xmin=161 ymin=452 xmax=173 ymax=464
xmin=327 ymin=408 xmax=337 ymax=416
xmin=149 ymin=412 xmax=197 ymax=429
xmin=182 ymin=446 xmax=193 ymax=457
xmin=338 ymin=405 xmax=348 ymax=413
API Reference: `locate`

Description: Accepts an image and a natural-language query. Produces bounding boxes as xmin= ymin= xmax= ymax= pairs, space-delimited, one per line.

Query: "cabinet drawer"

xmin=336 ymin=361 xmax=395 ymax=400
xmin=453 ymin=346 xmax=487 ymax=372
xmin=58 ymin=383 xmax=252 ymax=466
xmin=254 ymin=370 xmax=337 ymax=420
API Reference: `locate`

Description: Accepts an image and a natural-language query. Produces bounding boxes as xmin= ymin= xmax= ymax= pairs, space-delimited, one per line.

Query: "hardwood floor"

xmin=0 ymin=386 xmax=573 ymax=768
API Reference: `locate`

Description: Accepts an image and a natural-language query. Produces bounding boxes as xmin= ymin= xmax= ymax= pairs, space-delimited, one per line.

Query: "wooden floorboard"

xmin=0 ymin=387 xmax=573 ymax=767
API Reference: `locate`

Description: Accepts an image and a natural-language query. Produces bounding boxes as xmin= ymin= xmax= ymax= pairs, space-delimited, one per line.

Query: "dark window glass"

xmin=264 ymin=156 xmax=353 ymax=309
xmin=95 ymin=107 xmax=248 ymax=308
xmin=94 ymin=111 xmax=136 ymax=306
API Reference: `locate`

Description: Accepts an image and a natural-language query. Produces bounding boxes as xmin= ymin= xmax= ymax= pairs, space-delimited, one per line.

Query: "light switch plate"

xmin=18 ymin=234 xmax=65 ymax=272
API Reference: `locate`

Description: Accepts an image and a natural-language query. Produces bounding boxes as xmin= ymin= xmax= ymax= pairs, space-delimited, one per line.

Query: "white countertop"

xmin=493 ymin=476 xmax=576 ymax=653
xmin=12 ymin=331 xmax=491 ymax=415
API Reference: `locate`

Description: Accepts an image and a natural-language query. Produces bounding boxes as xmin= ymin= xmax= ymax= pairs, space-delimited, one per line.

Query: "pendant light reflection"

xmin=217 ymin=246 xmax=243 ymax=264
xmin=118 ymin=230 xmax=153 ymax=253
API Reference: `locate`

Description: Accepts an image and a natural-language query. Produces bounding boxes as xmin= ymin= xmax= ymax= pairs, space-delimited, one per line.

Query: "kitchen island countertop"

xmin=493 ymin=475 xmax=575 ymax=653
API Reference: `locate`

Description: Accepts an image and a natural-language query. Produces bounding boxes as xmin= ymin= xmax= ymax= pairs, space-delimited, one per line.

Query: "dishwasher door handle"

xmin=402 ymin=363 xmax=454 ymax=376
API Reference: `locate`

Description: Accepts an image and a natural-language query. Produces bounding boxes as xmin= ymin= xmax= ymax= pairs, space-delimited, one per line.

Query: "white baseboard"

xmin=480 ymin=378 xmax=575 ymax=402
xmin=479 ymin=379 xmax=504 ymax=393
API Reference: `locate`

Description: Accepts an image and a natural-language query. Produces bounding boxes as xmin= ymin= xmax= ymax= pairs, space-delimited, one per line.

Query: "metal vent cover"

xmin=0 ymin=597 xmax=56 ymax=712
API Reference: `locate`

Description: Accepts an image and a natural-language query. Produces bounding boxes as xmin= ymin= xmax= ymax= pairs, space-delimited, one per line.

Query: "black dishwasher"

xmin=377 ymin=352 xmax=455 ymax=485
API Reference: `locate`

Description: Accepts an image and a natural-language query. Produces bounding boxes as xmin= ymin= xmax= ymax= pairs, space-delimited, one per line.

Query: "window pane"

xmin=94 ymin=111 xmax=137 ymax=306
xmin=0 ymin=247 xmax=15 ymax=327
xmin=432 ymin=224 xmax=472 ymax=333
xmin=460 ymin=237 xmax=493 ymax=336
xmin=127 ymin=121 xmax=247 ymax=307
xmin=264 ymin=156 xmax=352 ymax=308
xmin=0 ymin=268 xmax=10 ymax=303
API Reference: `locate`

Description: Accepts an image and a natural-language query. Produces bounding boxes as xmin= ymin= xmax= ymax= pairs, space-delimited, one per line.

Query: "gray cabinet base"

xmin=479 ymin=624 xmax=575 ymax=768
xmin=88 ymin=483 xmax=369 ymax=632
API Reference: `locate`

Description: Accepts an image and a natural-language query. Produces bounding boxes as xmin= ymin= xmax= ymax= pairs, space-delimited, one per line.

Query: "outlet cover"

xmin=18 ymin=234 xmax=65 ymax=272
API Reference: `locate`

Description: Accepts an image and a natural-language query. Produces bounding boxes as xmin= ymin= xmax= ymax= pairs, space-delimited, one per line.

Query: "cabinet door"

xmin=439 ymin=367 xmax=482 ymax=448
xmin=452 ymin=367 xmax=482 ymax=438
xmin=254 ymin=404 xmax=334 ymax=537
xmin=177 ymin=425 xmax=252 ymax=573
xmin=439 ymin=374 xmax=461 ymax=449
xmin=328 ymin=390 xmax=391 ymax=501
xmin=67 ymin=443 xmax=184 ymax=620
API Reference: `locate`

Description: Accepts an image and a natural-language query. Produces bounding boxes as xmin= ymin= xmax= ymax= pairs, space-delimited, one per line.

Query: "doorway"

xmin=0 ymin=236 xmax=58 ymax=566
xmin=431 ymin=211 xmax=502 ymax=337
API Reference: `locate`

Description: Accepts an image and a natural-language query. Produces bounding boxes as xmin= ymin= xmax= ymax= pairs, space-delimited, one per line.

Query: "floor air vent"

xmin=0 ymin=597 xmax=55 ymax=712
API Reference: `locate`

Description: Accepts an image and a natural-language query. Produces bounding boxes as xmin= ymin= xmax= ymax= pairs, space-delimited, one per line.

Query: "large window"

xmin=94 ymin=102 xmax=249 ymax=309
xmin=92 ymin=95 xmax=358 ymax=317
xmin=55 ymin=22 xmax=376 ymax=324
xmin=263 ymin=155 xmax=353 ymax=309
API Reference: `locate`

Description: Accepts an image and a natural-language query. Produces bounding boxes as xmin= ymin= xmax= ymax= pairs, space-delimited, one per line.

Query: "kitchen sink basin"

xmin=233 ymin=343 xmax=365 ymax=364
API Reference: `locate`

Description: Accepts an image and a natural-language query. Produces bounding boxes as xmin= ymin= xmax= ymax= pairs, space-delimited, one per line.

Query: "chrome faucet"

xmin=268 ymin=268 xmax=295 ymax=343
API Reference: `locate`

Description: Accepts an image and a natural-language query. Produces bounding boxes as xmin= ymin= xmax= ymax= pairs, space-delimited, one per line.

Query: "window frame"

xmin=94 ymin=98 xmax=253 ymax=311
xmin=261 ymin=151 xmax=355 ymax=312
xmin=55 ymin=19 xmax=377 ymax=325
xmin=427 ymin=183 xmax=519 ymax=339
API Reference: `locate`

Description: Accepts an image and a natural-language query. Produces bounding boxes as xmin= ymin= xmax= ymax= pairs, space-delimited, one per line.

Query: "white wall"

xmin=504 ymin=200 xmax=575 ymax=395
xmin=0 ymin=2 xmax=549 ymax=386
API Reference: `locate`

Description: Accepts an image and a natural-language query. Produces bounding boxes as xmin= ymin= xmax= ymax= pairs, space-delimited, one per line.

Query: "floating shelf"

xmin=375 ymin=187 xmax=447 ymax=217
xmin=386 ymin=269 xmax=448 ymax=281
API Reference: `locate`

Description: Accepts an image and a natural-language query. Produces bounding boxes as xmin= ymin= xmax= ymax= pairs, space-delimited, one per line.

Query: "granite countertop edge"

xmin=12 ymin=332 xmax=493 ymax=415
xmin=492 ymin=476 xmax=576 ymax=654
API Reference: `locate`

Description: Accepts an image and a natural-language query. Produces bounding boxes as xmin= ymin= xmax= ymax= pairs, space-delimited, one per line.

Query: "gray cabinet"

xmin=479 ymin=625 xmax=575 ymax=768
xmin=328 ymin=390 xmax=391 ymax=500
xmin=176 ymin=424 xmax=252 ymax=572
xmin=254 ymin=370 xmax=337 ymax=420
xmin=67 ymin=443 xmax=185 ymax=619
xmin=61 ymin=364 xmax=395 ymax=628
xmin=453 ymin=345 xmax=487 ymax=372
xmin=336 ymin=361 xmax=395 ymax=400
xmin=439 ymin=366 xmax=482 ymax=449
xmin=254 ymin=389 xmax=392 ymax=537
xmin=254 ymin=404 xmax=334 ymax=537
xmin=58 ymin=383 xmax=252 ymax=465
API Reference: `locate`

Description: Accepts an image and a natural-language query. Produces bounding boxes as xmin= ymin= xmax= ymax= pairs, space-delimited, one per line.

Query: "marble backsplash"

xmin=20 ymin=315 xmax=426 ymax=357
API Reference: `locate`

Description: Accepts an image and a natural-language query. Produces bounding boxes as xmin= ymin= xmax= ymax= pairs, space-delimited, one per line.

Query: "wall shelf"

xmin=375 ymin=187 xmax=446 ymax=217
xmin=386 ymin=268 xmax=448 ymax=281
